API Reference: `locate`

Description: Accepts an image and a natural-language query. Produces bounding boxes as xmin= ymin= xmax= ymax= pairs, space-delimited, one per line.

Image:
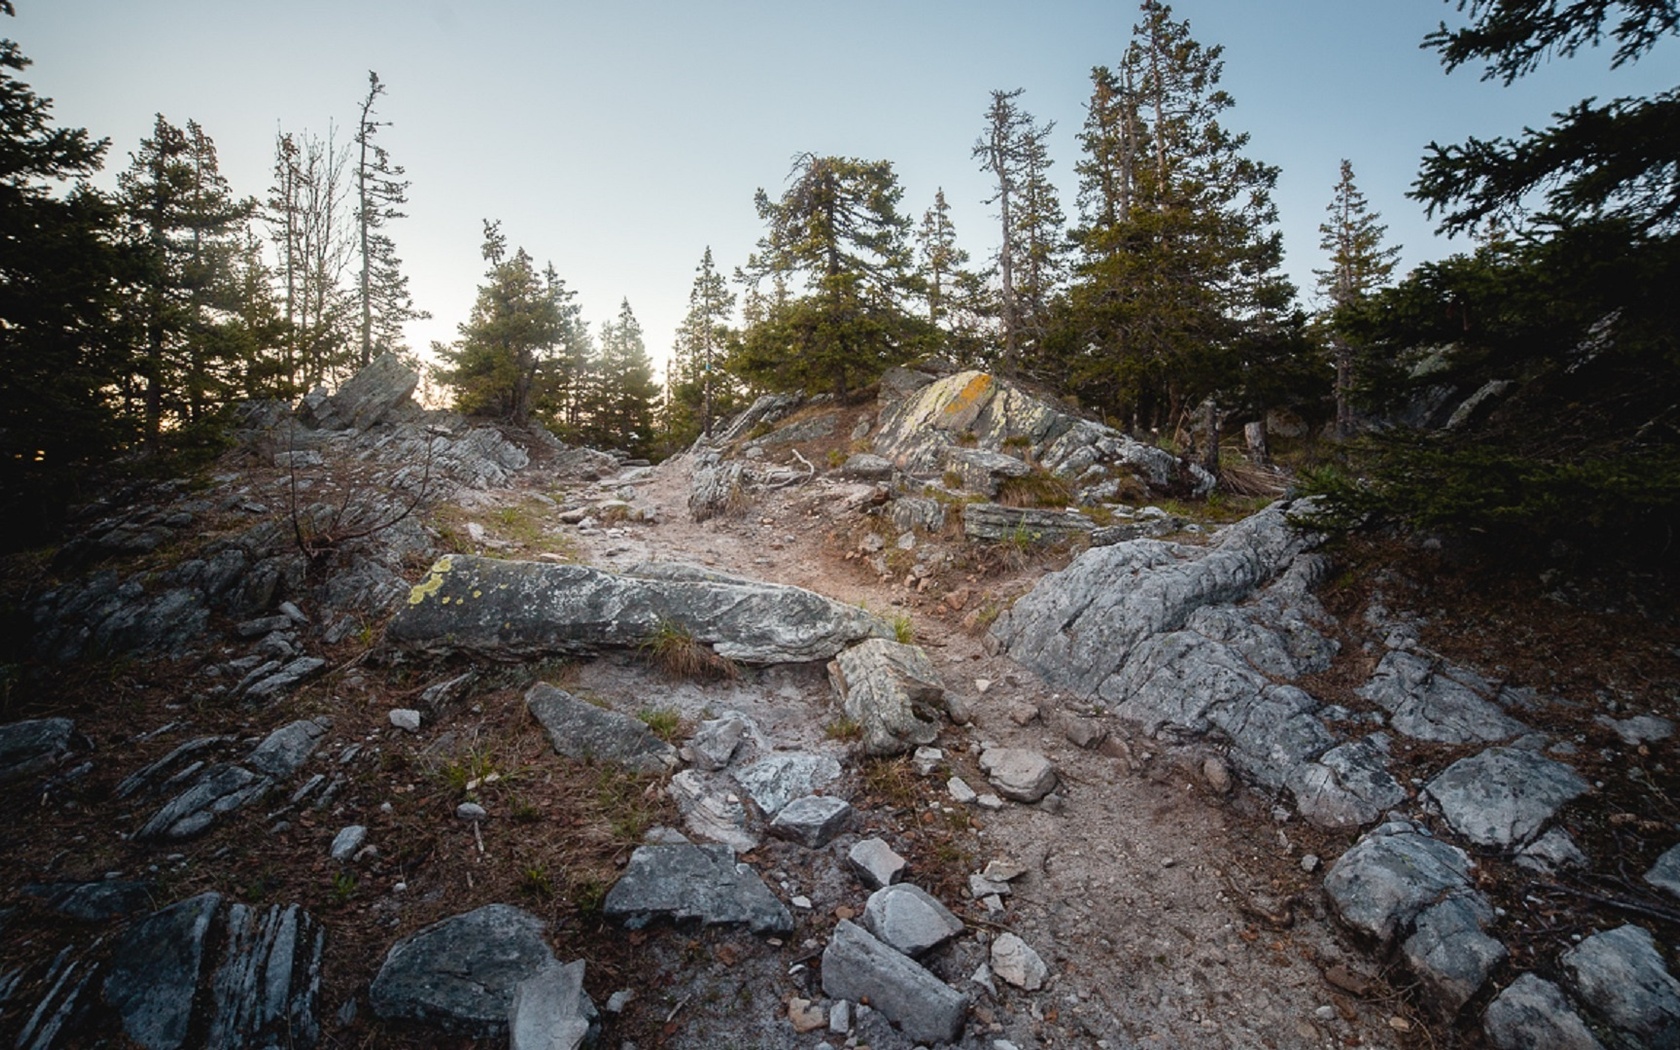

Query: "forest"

xmin=2 ymin=0 xmax=1676 ymax=576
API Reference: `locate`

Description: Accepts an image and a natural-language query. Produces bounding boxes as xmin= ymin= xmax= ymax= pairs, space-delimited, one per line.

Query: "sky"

xmin=11 ymin=1 xmax=1677 ymax=384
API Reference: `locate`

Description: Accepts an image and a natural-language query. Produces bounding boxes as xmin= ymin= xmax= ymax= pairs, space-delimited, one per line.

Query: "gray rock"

xmin=821 ymin=920 xmax=967 ymax=1045
xmin=769 ymin=794 xmax=853 ymax=848
xmin=418 ymin=671 xmax=478 ymax=717
xmin=977 ymin=748 xmax=1057 ymax=803
xmin=945 ymin=447 xmax=1031 ymax=496
xmin=1289 ymin=736 xmax=1408 ymax=830
xmin=242 ymin=656 xmax=326 ymax=702
xmin=887 ymin=495 xmax=946 ymax=534
xmin=23 ymin=880 xmax=156 ymax=921
xmin=388 ymin=555 xmax=890 ymax=664
xmin=389 ymin=708 xmax=422 ymax=732
xmin=246 ymin=718 xmax=328 ymax=779
xmin=1645 ymin=842 xmax=1680 ymax=900
xmin=1520 ymin=826 xmax=1590 ymax=874
xmin=602 ymin=844 xmax=792 ymax=935
xmin=961 ymin=502 xmax=1095 ymax=544
xmin=749 ymin=411 xmax=836 ymax=448
xmin=103 ymin=892 xmax=221 ymax=1049
xmin=369 ymin=904 xmax=556 ymax=1037
xmin=330 ymin=825 xmax=366 ymax=861
xmin=297 ymin=352 xmax=418 ymax=431
xmin=207 ymin=902 xmax=324 ymax=1049
xmin=1484 ymin=973 xmax=1607 ymax=1050
xmin=526 ymin=683 xmax=678 ymax=774
xmin=688 ymin=456 xmax=748 ymax=523
xmin=686 ymin=714 xmax=750 ymax=772
xmin=733 ymin=753 xmax=842 ymax=816
xmin=1597 ymin=713 xmax=1675 ymax=746
xmin=991 ymin=932 xmax=1049 ymax=990
xmin=457 ymin=801 xmax=488 ymax=821
xmin=715 ymin=392 xmax=804 ymax=443
xmin=829 ymin=639 xmax=946 ymax=756
xmin=1561 ymin=923 xmax=1680 ymax=1047
xmin=509 ymin=959 xmax=598 ymax=1050
xmin=0 ymin=718 xmax=82 ymax=784
xmin=1423 ymin=747 xmax=1589 ymax=849
xmin=849 ymin=838 xmax=908 ymax=889
xmin=139 ymin=763 xmax=271 ymax=841
xmin=840 ymin=453 xmax=895 ymax=481
xmin=1357 ymin=650 xmax=1529 ymax=744
xmin=1400 ymin=896 xmax=1506 ymax=1018
xmin=1323 ymin=820 xmax=1479 ymax=947
xmin=862 ymin=883 xmax=964 ymax=958
xmin=668 ymin=770 xmax=757 ymax=852
xmin=552 ymin=446 xmax=620 ymax=481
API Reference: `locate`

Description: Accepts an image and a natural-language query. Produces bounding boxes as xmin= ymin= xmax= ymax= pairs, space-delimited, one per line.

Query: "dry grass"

xmin=637 ymin=619 xmax=738 ymax=681
xmin=996 ymin=470 xmax=1074 ymax=508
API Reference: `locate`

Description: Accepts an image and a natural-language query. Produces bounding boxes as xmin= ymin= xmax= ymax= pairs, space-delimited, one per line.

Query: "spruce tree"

xmin=354 ymin=72 xmax=425 ymax=368
xmin=1315 ymin=159 xmax=1400 ymax=437
xmin=670 ymin=246 xmax=737 ymax=440
xmin=591 ymin=298 xmax=659 ymax=456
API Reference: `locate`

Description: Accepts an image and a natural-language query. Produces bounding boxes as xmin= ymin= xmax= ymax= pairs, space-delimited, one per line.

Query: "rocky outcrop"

xmin=526 ymin=682 xmax=679 ymax=773
xmin=296 ymin=352 xmax=418 ymax=431
xmin=0 ymin=717 xmax=86 ymax=785
xmin=133 ymin=719 xmax=327 ymax=841
xmin=961 ymin=503 xmax=1096 ymax=545
xmin=388 ymin=555 xmax=890 ymax=664
xmin=828 ymin=639 xmax=946 ymax=756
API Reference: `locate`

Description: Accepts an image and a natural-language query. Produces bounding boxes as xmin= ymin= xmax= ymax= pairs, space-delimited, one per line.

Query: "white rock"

xmin=389 ymin=708 xmax=422 ymax=732
xmin=947 ymin=777 xmax=978 ymax=804
xmin=991 ymin=932 xmax=1049 ymax=990
xmin=330 ymin=825 xmax=366 ymax=861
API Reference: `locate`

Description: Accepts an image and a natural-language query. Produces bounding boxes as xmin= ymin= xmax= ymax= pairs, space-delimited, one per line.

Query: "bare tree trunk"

xmin=1199 ymin=396 xmax=1222 ymax=479
xmin=1244 ymin=419 xmax=1270 ymax=465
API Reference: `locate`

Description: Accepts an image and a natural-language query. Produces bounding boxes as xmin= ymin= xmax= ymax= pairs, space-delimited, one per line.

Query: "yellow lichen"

xmin=940 ymin=373 xmax=994 ymax=422
xmin=405 ymin=555 xmax=455 ymax=605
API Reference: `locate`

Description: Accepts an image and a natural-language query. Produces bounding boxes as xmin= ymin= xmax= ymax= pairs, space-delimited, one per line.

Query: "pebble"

xmin=329 ymin=825 xmax=366 ymax=861
xmin=388 ymin=709 xmax=421 ymax=733
xmin=975 ymin=679 xmax=992 ymax=695
xmin=1301 ymin=853 xmax=1321 ymax=873
xmin=976 ymin=794 xmax=1005 ymax=811
xmin=606 ymin=989 xmax=634 ymax=1013
xmin=791 ymin=895 xmax=813 ymax=909
xmin=913 ymin=747 xmax=944 ymax=776
xmin=947 ymin=777 xmax=978 ymax=804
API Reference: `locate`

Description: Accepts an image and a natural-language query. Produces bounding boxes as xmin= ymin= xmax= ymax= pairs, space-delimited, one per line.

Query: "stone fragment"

xmin=242 ymin=657 xmax=326 ymax=702
xmin=787 ymin=996 xmax=826 ymax=1033
xmin=668 ymin=770 xmax=756 ymax=852
xmin=990 ymin=933 xmax=1049 ymax=990
xmin=969 ymin=874 xmax=1011 ymax=899
xmin=828 ymin=639 xmax=946 ymax=756
xmin=297 ymin=352 xmax=418 ymax=431
xmin=686 ymin=715 xmax=750 ymax=771
xmin=1596 ymin=713 xmax=1674 ymax=746
xmin=733 ymin=752 xmax=842 ymax=816
xmin=1400 ymin=896 xmax=1506 ymax=1018
xmin=821 ymin=920 xmax=967 ymax=1045
xmin=389 ymin=555 xmax=890 ymax=664
xmin=139 ymin=764 xmax=271 ymax=841
xmin=330 ymin=825 xmax=366 ymax=861
xmin=912 ymin=746 xmax=944 ymax=776
xmin=1561 ymin=923 xmax=1680 ymax=1047
xmin=245 ymin=718 xmax=328 ymax=779
xmin=848 ymin=838 xmax=908 ymax=889
xmin=389 ymin=709 xmax=421 ymax=733
xmin=1063 ymin=715 xmax=1107 ymax=749
xmin=0 ymin=718 xmax=83 ymax=784
xmin=22 ymin=880 xmax=156 ymax=921
xmin=207 ymin=902 xmax=324 ymax=1050
xmin=1323 ymin=820 xmax=1479 ymax=947
xmin=1483 ymin=973 xmax=1606 ymax=1050
xmin=1357 ymin=650 xmax=1529 ymax=744
xmin=1519 ymin=827 xmax=1589 ymax=874
xmin=1289 ymin=735 xmax=1408 ymax=830
xmin=508 ymin=959 xmax=598 ymax=1050
xmin=602 ymin=844 xmax=792 ymax=935
xmin=947 ymin=776 xmax=978 ymax=804
xmin=839 ymin=453 xmax=894 ymax=481
xmin=945 ymin=447 xmax=1032 ymax=496
xmin=769 ymin=794 xmax=853 ymax=848
xmin=977 ymin=748 xmax=1057 ymax=803
xmin=369 ymin=904 xmax=556 ymax=1037
xmin=962 ymin=503 xmax=1095 ymax=544
xmin=862 ymin=883 xmax=965 ymax=958
xmin=1644 ymin=842 xmax=1680 ymax=900
xmin=1202 ymin=755 xmax=1232 ymax=795
xmin=526 ymin=683 xmax=678 ymax=774
xmin=1423 ymin=747 xmax=1589 ymax=848
xmin=102 ymin=892 xmax=221 ymax=1050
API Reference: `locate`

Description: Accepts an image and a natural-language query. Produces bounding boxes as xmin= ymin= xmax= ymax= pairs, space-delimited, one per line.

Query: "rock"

xmin=207 ymin=902 xmax=325 ymax=1050
xmin=509 ymin=959 xmax=598 ymax=1050
xmin=1357 ymin=650 xmax=1529 ymax=744
xmin=241 ymin=656 xmax=326 ymax=702
xmin=139 ymin=763 xmax=272 ymax=841
xmin=990 ymin=932 xmax=1049 ymax=990
xmin=1519 ymin=827 xmax=1590 ymax=873
xmin=102 ymin=892 xmax=221 ymax=1050
xmin=769 ymin=795 xmax=853 ymax=848
xmin=1483 ymin=973 xmax=1607 ymax=1050
xmin=912 ymin=746 xmax=944 ymax=776
xmin=734 ymin=753 xmax=842 ymax=816
xmin=862 ymin=883 xmax=965 ymax=957
xmin=821 ymin=920 xmax=967 ymax=1045
xmin=23 ymin=879 xmax=156 ymax=921
xmin=786 ymin=996 xmax=825 ymax=1033
xmin=1063 ymin=715 xmax=1107 ymax=749
xmin=418 ymin=671 xmax=477 ymax=718
xmin=1202 ymin=755 xmax=1232 ymax=795
xmin=686 ymin=715 xmax=751 ymax=772
xmin=829 ymin=997 xmax=852 ymax=1034
xmin=1400 ymin=896 xmax=1506 ymax=1018
xmin=887 ymin=495 xmax=945 ymax=533
xmin=829 ymin=639 xmax=946 ymax=756
xmin=388 ymin=708 xmax=422 ymax=733
xmin=551 ymin=446 xmax=620 ymax=481
xmin=1597 ymin=713 xmax=1675 ymax=746
xmin=977 ymin=748 xmax=1057 ymax=803
xmin=849 ymin=838 xmax=908 ymax=889
xmin=526 ymin=683 xmax=678 ymax=774
xmin=948 ymin=776 xmax=978 ymax=804
xmin=296 ymin=352 xmax=418 ymax=431
xmin=1561 ymin=923 xmax=1680 ymax=1047
xmin=1645 ymin=842 xmax=1680 ymax=900
xmin=247 ymin=719 xmax=328 ymax=779
xmin=330 ymin=825 xmax=366 ymax=861
xmin=668 ymin=770 xmax=757 ymax=852
xmin=970 ymin=873 xmax=1012 ymax=898
xmin=839 ymin=453 xmax=895 ymax=481
xmin=369 ymin=904 xmax=556 ymax=1037
xmin=1323 ymin=819 xmax=1480 ymax=947
xmin=961 ymin=502 xmax=1095 ymax=544
xmin=1288 ymin=736 xmax=1408 ymax=830
xmin=388 ymin=555 xmax=890 ymax=664
xmin=688 ymin=456 xmax=748 ymax=523
xmin=0 ymin=718 xmax=84 ymax=784
xmin=945 ymin=447 xmax=1031 ymax=496
xmin=1423 ymin=747 xmax=1589 ymax=849
xmin=603 ymin=843 xmax=792 ymax=935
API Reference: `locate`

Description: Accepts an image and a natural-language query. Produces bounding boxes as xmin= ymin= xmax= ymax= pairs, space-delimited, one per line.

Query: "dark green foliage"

xmin=582 ymin=298 xmax=660 ymax=458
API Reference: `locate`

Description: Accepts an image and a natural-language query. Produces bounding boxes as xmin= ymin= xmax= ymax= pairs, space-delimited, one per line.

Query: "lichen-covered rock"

xmin=1324 ymin=820 xmax=1481 ymax=947
xmin=1423 ymin=747 xmax=1589 ymax=849
xmin=369 ymin=904 xmax=556 ymax=1038
xmin=1483 ymin=974 xmax=1606 ymax=1050
xmin=1561 ymin=924 xmax=1680 ymax=1048
xmin=961 ymin=502 xmax=1095 ymax=544
xmin=387 ymin=555 xmax=890 ymax=664
xmin=1288 ymin=736 xmax=1408 ymax=830
xmin=1400 ymin=896 xmax=1506 ymax=1018
xmin=1357 ymin=650 xmax=1530 ymax=744
xmin=945 ymin=447 xmax=1031 ymax=496
xmin=829 ymin=639 xmax=946 ymax=756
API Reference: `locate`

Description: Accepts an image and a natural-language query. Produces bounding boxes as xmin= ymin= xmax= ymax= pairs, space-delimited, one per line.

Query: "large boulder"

xmin=369 ymin=904 xmax=557 ymax=1038
xmin=828 ymin=639 xmax=946 ymax=756
xmin=387 ymin=555 xmax=890 ymax=665
xmin=296 ymin=352 xmax=417 ymax=431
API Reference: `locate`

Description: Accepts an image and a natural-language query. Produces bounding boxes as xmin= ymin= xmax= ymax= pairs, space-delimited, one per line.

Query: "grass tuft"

xmin=639 ymin=618 xmax=738 ymax=680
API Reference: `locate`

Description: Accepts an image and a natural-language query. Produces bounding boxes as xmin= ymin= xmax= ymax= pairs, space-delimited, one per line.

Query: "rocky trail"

xmin=3 ymin=357 xmax=1679 ymax=1050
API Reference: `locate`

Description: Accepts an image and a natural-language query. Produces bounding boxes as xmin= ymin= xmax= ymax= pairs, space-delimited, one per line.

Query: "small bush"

xmin=825 ymin=716 xmax=863 ymax=742
xmin=890 ymin=612 xmax=916 ymax=645
xmin=827 ymin=448 xmax=847 ymax=468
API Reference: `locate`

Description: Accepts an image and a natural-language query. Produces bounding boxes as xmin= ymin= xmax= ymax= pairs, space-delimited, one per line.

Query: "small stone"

xmin=829 ymin=998 xmax=852 ymax=1034
xmin=330 ymin=825 xmax=367 ymax=861
xmin=389 ymin=709 xmax=421 ymax=733
xmin=982 ymin=894 xmax=1006 ymax=915
xmin=971 ymin=962 xmax=998 ymax=995
xmin=605 ymin=990 xmax=634 ymax=1013
xmin=982 ymin=858 xmax=1027 ymax=882
xmin=969 ymin=873 xmax=1011 ymax=898
xmin=848 ymin=838 xmax=908 ymax=889
xmin=977 ymin=748 xmax=1057 ymax=803
xmin=1008 ymin=702 xmax=1039 ymax=726
xmin=787 ymin=996 xmax=826 ymax=1033
xmin=974 ymin=679 xmax=992 ymax=695
xmin=947 ymin=777 xmax=978 ymax=804
xmin=769 ymin=795 xmax=853 ymax=849
xmin=991 ymin=932 xmax=1048 ymax=990
xmin=1202 ymin=755 xmax=1233 ymax=796
xmin=862 ymin=883 xmax=965 ymax=957
xmin=1063 ymin=715 xmax=1107 ymax=749
xmin=457 ymin=802 xmax=488 ymax=821
xmin=1300 ymin=854 xmax=1321 ymax=874
xmin=913 ymin=747 xmax=944 ymax=776
xmin=791 ymin=895 xmax=813 ymax=910
xmin=976 ymin=793 xmax=1005 ymax=810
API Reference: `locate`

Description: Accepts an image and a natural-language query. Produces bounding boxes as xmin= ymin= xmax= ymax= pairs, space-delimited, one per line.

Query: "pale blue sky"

xmin=12 ymin=1 xmax=1676 ymax=379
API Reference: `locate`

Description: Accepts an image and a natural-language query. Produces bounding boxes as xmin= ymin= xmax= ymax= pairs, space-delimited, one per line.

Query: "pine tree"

xmin=266 ymin=126 xmax=353 ymax=390
xmin=590 ymin=298 xmax=659 ymax=456
xmin=1315 ymin=159 xmax=1400 ymax=437
xmin=354 ymin=72 xmax=425 ymax=368
xmin=670 ymin=246 xmax=737 ymax=440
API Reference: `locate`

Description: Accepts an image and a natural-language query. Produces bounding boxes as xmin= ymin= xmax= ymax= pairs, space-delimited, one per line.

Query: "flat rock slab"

xmin=1323 ymin=820 xmax=1480 ymax=947
xmin=1645 ymin=842 xmax=1680 ymax=901
xmin=1288 ymin=735 xmax=1407 ymax=830
xmin=370 ymin=904 xmax=556 ymax=1038
xmin=102 ymin=892 xmax=222 ymax=1050
xmin=207 ymin=902 xmax=324 ymax=1050
xmin=849 ymin=837 xmax=908 ymax=889
xmin=0 ymin=717 xmax=84 ymax=783
xmin=978 ymin=748 xmax=1057 ymax=803
xmin=1561 ymin=923 xmax=1680 ymax=1047
xmin=829 ymin=638 xmax=946 ymax=756
xmin=298 ymin=351 xmax=417 ymax=431
xmin=23 ymin=879 xmax=156 ymax=921
xmin=769 ymin=794 xmax=853 ymax=848
xmin=1401 ymin=896 xmax=1505 ymax=1019
xmin=861 ymin=883 xmax=964 ymax=958
xmin=603 ymin=844 xmax=792 ymax=935
xmin=1483 ymin=974 xmax=1606 ymax=1050
xmin=245 ymin=718 xmax=329 ymax=778
xmin=138 ymin=763 xmax=271 ymax=841
xmin=526 ymin=683 xmax=678 ymax=774
xmin=387 ymin=555 xmax=890 ymax=665
xmin=668 ymin=770 xmax=757 ymax=852
xmin=1358 ymin=650 xmax=1529 ymax=744
xmin=821 ymin=920 xmax=967 ymax=1045
xmin=991 ymin=932 xmax=1050 ymax=991
xmin=1424 ymin=747 xmax=1589 ymax=849
xmin=733 ymin=753 xmax=842 ymax=816
xmin=961 ymin=503 xmax=1095 ymax=544
xmin=509 ymin=959 xmax=598 ymax=1050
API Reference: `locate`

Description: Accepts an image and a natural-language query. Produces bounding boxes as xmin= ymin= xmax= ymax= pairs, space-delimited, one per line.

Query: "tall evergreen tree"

xmin=590 ymin=298 xmax=659 ymax=456
xmin=670 ymin=246 xmax=737 ymax=440
xmin=735 ymin=153 xmax=925 ymax=398
xmin=266 ymin=126 xmax=353 ymax=389
xmin=354 ymin=71 xmax=424 ymax=367
xmin=1315 ymin=159 xmax=1400 ymax=437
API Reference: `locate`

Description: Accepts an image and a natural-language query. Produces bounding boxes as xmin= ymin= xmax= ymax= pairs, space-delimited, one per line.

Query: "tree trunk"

xmin=1244 ymin=419 xmax=1269 ymax=465
xmin=1198 ymin=396 xmax=1222 ymax=479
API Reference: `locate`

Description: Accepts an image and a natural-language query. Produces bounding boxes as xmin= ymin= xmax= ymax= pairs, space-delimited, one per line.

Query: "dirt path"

xmin=545 ymin=455 xmax=1413 ymax=1049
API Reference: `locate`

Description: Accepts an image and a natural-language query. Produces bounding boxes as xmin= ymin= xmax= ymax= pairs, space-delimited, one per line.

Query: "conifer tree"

xmin=354 ymin=72 xmax=425 ymax=367
xmin=266 ymin=126 xmax=353 ymax=389
xmin=1315 ymin=159 xmax=1400 ymax=437
xmin=591 ymin=298 xmax=659 ymax=456
xmin=670 ymin=246 xmax=737 ymax=440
